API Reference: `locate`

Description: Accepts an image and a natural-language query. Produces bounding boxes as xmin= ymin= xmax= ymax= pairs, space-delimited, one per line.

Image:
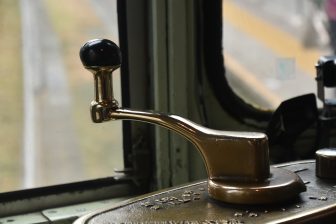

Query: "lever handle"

xmin=80 ymin=39 xmax=306 ymax=204
xmin=80 ymin=39 xmax=121 ymax=122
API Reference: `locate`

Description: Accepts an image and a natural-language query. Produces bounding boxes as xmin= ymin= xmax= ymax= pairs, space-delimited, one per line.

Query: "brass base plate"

xmin=209 ymin=167 xmax=306 ymax=204
xmin=75 ymin=162 xmax=336 ymax=224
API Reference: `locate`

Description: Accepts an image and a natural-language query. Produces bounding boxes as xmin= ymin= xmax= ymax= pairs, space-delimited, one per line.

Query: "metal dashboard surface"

xmin=75 ymin=161 xmax=336 ymax=224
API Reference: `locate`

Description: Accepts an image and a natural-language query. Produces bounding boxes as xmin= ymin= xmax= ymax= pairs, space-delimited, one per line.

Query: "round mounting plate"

xmin=208 ymin=167 xmax=306 ymax=204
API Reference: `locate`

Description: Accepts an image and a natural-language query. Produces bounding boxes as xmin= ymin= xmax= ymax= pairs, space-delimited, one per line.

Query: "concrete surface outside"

xmin=0 ymin=0 xmax=123 ymax=192
xmin=223 ymin=0 xmax=330 ymax=109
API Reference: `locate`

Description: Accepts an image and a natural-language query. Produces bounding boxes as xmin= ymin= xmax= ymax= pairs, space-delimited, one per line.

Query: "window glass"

xmin=0 ymin=0 xmax=122 ymax=192
xmin=223 ymin=0 xmax=329 ymax=109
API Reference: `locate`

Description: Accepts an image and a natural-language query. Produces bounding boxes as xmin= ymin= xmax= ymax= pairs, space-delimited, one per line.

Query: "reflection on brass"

xmin=80 ymin=39 xmax=306 ymax=204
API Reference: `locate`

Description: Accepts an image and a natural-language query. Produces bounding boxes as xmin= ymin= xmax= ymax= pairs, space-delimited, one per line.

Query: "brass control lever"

xmin=79 ymin=39 xmax=306 ymax=204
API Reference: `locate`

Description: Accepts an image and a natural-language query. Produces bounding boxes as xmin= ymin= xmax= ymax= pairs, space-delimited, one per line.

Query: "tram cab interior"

xmin=1 ymin=0 xmax=336 ymax=223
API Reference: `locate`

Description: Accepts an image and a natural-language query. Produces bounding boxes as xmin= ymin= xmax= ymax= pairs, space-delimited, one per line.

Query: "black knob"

xmin=316 ymin=56 xmax=336 ymax=87
xmin=79 ymin=39 xmax=121 ymax=68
